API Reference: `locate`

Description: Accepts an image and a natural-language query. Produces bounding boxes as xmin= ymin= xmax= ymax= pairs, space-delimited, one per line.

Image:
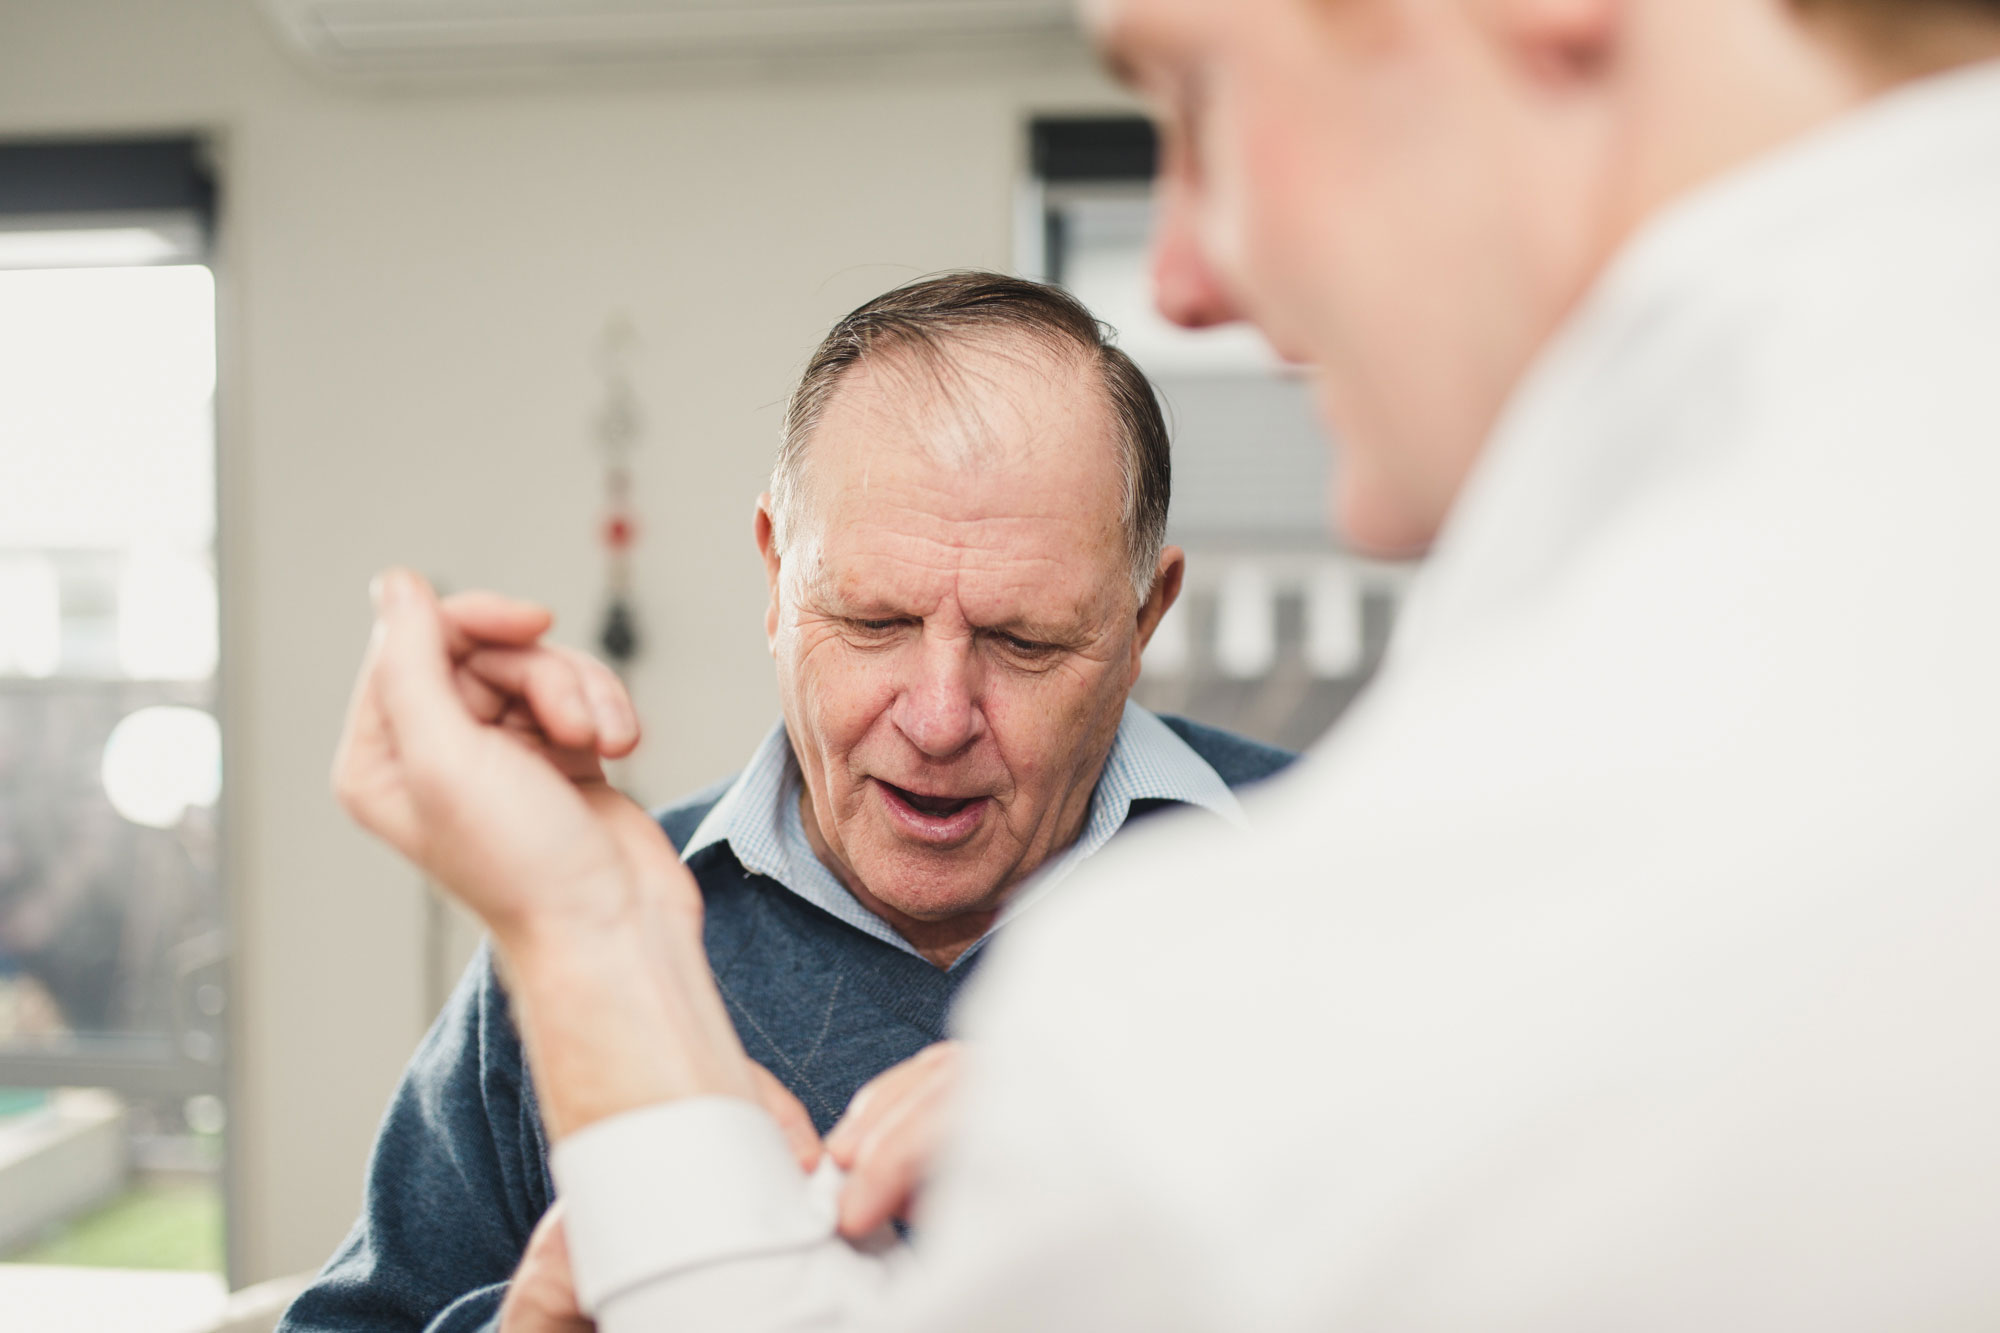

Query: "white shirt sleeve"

xmin=551 ymin=1096 xmax=905 ymax=1332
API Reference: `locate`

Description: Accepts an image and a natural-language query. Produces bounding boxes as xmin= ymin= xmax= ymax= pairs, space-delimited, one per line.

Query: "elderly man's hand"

xmin=332 ymin=569 xmax=667 ymax=938
xmin=334 ymin=569 xmax=756 ymax=1133
xmin=499 ymin=1203 xmax=592 ymax=1333
xmin=826 ymin=1040 xmax=963 ymax=1238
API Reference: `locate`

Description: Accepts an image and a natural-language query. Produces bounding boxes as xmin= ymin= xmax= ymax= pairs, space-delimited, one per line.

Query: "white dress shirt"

xmin=555 ymin=61 xmax=2000 ymax=1330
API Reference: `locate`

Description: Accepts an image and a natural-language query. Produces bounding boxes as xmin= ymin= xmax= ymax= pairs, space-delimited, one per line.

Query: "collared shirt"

xmin=677 ymin=700 xmax=1245 ymax=967
xmin=557 ymin=61 xmax=2000 ymax=1331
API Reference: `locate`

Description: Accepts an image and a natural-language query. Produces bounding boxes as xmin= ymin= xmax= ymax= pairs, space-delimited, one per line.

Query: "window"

xmin=0 ymin=139 xmax=227 ymax=1275
xmin=1022 ymin=118 xmax=1411 ymax=752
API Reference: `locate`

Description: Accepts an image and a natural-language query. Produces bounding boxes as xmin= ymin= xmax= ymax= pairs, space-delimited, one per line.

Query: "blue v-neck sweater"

xmin=280 ymin=716 xmax=1292 ymax=1333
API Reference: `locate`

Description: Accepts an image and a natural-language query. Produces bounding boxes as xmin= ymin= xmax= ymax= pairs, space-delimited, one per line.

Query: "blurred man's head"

xmin=755 ymin=274 xmax=1183 ymax=964
xmin=1090 ymin=0 xmax=2000 ymax=555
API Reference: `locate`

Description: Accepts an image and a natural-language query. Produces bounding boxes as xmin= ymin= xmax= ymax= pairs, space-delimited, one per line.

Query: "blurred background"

xmin=0 ymin=0 xmax=1407 ymax=1317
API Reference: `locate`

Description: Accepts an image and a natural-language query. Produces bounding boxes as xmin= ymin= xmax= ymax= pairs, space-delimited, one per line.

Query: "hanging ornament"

xmin=593 ymin=314 xmax=644 ymax=670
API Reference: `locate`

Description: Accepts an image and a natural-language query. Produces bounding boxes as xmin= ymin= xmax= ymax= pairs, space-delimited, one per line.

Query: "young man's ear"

xmin=1132 ymin=546 xmax=1187 ymax=683
xmin=754 ymin=495 xmax=783 ymax=649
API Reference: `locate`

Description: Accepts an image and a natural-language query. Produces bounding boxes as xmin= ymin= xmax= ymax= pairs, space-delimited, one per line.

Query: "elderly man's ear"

xmin=755 ymin=495 xmax=783 ymax=648
xmin=1133 ymin=547 xmax=1186 ymax=682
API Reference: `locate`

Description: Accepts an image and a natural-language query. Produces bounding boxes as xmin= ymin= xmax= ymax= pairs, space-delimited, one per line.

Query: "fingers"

xmin=435 ymin=584 xmax=640 ymax=759
xmin=332 ymin=613 xmax=421 ymax=851
xmin=334 ymin=568 xmax=635 ymax=879
xmin=827 ymin=1041 xmax=962 ymax=1238
xmin=748 ymin=1060 xmax=823 ymax=1174
xmin=464 ymin=647 xmax=596 ymax=749
xmin=368 ymin=569 xmax=476 ymax=761
xmin=462 ymin=645 xmax=641 ymax=758
xmin=441 ymin=589 xmax=554 ymax=653
xmin=335 ymin=569 xmax=476 ymax=853
xmin=826 ymin=1041 xmax=957 ymax=1166
xmin=453 ymin=658 xmax=510 ymax=724
xmin=494 ymin=701 xmax=609 ymax=785
xmin=500 ymin=1202 xmax=592 ymax=1333
xmin=833 ymin=1069 xmax=952 ymax=1238
xmin=569 ymin=649 xmax=641 ymax=757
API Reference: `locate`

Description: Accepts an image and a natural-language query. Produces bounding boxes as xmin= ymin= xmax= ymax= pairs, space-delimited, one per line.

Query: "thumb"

xmin=370 ymin=568 xmax=475 ymax=761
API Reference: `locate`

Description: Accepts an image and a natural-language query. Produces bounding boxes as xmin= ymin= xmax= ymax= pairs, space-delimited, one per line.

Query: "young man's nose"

xmin=1150 ymin=177 xmax=1244 ymax=330
xmin=890 ymin=637 xmax=985 ymax=759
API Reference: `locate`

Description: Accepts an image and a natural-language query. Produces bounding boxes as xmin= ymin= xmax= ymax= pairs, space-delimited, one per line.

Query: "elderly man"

xmin=336 ymin=0 xmax=2000 ymax=1327
xmin=285 ymin=272 xmax=1290 ymax=1333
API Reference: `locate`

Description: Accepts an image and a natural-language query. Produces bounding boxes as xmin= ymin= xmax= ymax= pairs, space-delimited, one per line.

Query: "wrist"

xmin=496 ymin=905 xmax=755 ymax=1139
xmin=492 ymin=896 xmax=637 ymax=975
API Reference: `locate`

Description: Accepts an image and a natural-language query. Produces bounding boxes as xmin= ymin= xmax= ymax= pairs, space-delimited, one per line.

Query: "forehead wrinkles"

xmin=818 ymin=502 xmax=1117 ymax=631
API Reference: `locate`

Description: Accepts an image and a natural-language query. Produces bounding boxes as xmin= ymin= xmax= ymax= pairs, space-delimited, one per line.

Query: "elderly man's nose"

xmin=1151 ymin=183 xmax=1243 ymax=330
xmin=893 ymin=648 xmax=984 ymax=758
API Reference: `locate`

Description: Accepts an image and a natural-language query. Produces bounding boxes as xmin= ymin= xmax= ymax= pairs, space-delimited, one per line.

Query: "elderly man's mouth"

xmin=874 ymin=780 xmax=990 ymax=845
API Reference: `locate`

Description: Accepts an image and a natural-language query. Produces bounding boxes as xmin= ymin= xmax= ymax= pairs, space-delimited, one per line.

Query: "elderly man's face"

xmin=756 ymin=338 xmax=1179 ymax=946
xmin=1090 ymin=0 xmax=1622 ymax=556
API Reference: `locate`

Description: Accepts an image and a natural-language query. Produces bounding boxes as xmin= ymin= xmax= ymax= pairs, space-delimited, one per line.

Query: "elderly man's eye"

xmin=997 ymin=633 xmax=1060 ymax=657
xmin=851 ymin=618 xmax=905 ymax=634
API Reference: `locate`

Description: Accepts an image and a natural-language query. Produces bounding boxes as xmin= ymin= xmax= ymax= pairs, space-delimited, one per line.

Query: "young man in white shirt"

xmin=334 ymin=0 xmax=2000 ymax=1327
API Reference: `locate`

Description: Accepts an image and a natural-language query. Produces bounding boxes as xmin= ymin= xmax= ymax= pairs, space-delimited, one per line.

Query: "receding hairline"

xmin=770 ymin=272 xmax=1172 ymax=603
xmin=773 ymin=329 xmax=1135 ymax=560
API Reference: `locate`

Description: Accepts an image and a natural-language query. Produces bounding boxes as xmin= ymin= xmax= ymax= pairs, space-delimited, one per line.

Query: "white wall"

xmin=0 ymin=0 xmax=1126 ymax=1282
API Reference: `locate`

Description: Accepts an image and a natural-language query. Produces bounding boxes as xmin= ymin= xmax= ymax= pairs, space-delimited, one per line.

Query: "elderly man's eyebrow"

xmin=812 ymin=580 xmax=906 ymax=617
xmin=979 ymin=615 xmax=1089 ymax=647
xmin=830 ymin=600 xmax=913 ymax=622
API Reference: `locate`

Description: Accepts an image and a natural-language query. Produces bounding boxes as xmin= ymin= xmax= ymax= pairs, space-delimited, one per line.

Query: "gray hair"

xmin=769 ymin=271 xmax=1171 ymax=602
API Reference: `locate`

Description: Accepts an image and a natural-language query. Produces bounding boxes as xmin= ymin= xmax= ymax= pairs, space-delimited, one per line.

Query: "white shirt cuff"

xmin=552 ymin=1096 xmax=839 ymax=1315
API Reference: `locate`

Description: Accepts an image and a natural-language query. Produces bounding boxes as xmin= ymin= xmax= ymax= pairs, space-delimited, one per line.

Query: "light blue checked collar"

xmin=680 ymin=701 xmax=1245 ymax=970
